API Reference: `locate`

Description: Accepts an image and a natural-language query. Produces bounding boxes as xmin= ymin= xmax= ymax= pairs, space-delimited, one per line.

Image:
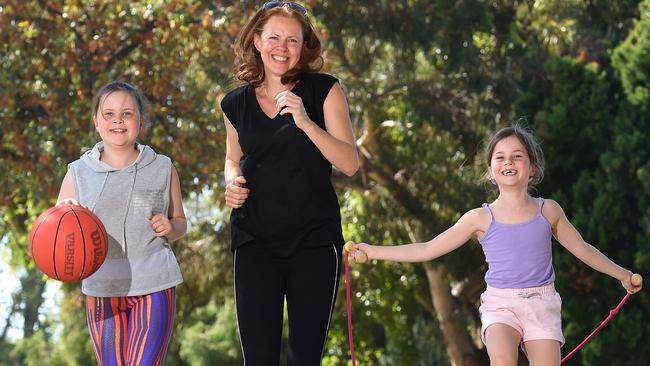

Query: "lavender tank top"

xmin=479 ymin=198 xmax=555 ymax=288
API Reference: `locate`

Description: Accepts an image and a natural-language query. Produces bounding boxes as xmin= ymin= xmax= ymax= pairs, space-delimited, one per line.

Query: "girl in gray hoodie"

xmin=57 ymin=81 xmax=186 ymax=365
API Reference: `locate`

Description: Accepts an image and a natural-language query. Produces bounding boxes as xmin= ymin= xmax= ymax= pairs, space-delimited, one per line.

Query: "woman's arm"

xmin=276 ymin=83 xmax=359 ymax=176
xmin=223 ymin=114 xmax=249 ymax=208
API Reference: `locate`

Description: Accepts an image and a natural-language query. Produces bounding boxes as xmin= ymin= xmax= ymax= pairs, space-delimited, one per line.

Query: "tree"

xmin=2 ymin=1 xmax=648 ymax=365
xmin=613 ymin=0 xmax=650 ymax=107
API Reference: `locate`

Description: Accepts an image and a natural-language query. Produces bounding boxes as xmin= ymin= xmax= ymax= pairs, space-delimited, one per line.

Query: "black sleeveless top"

xmin=220 ymin=73 xmax=344 ymax=257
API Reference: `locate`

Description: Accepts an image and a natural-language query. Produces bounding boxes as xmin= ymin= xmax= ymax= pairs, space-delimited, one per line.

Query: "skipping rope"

xmin=344 ymin=250 xmax=358 ymax=366
xmin=561 ymin=273 xmax=642 ymax=363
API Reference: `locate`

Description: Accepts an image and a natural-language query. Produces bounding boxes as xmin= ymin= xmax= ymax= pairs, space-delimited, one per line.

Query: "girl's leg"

xmin=87 ymin=290 xmax=176 ymax=366
xmin=523 ymin=340 xmax=561 ymax=366
xmin=285 ymin=244 xmax=341 ymax=366
xmin=234 ymin=244 xmax=285 ymax=366
xmin=484 ymin=323 xmax=522 ymax=366
xmin=86 ymin=295 xmax=129 ymax=366
xmin=125 ymin=288 xmax=176 ymax=366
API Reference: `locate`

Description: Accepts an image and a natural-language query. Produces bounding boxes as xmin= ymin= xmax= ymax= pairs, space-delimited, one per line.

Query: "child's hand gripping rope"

xmin=341 ymin=241 xmax=369 ymax=366
xmin=343 ymin=241 xmax=368 ymax=264
xmin=561 ymin=273 xmax=643 ymax=364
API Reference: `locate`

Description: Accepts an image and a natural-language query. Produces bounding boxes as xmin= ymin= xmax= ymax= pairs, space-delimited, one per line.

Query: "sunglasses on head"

xmin=262 ymin=1 xmax=308 ymax=15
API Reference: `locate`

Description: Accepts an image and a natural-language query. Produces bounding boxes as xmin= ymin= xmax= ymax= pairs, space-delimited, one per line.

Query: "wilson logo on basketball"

xmin=64 ymin=233 xmax=75 ymax=276
xmin=91 ymin=229 xmax=104 ymax=271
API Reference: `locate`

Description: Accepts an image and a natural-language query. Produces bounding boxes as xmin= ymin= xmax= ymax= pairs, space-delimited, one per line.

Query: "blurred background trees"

xmin=1 ymin=1 xmax=648 ymax=365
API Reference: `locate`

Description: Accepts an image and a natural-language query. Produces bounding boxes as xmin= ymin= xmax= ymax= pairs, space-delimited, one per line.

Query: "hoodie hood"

xmin=79 ymin=141 xmax=159 ymax=258
xmin=80 ymin=141 xmax=157 ymax=173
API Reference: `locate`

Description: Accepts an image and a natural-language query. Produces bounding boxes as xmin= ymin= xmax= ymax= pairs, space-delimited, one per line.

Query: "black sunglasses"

xmin=262 ymin=1 xmax=308 ymax=15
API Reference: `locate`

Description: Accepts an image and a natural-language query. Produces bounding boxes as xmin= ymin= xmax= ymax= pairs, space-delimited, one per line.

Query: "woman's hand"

xmin=225 ymin=176 xmax=249 ymax=209
xmin=275 ymin=90 xmax=316 ymax=132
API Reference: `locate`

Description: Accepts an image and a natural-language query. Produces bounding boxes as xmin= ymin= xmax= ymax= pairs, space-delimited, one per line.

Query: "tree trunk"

xmin=425 ymin=264 xmax=482 ymax=366
xmin=21 ymin=268 xmax=47 ymax=338
xmin=0 ymin=303 xmax=17 ymax=342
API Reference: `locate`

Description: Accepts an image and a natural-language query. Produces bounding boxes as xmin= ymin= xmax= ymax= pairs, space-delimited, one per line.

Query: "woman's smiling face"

xmin=254 ymin=15 xmax=304 ymax=78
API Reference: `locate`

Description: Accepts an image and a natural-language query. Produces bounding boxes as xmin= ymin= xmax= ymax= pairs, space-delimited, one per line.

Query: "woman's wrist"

xmin=300 ymin=120 xmax=318 ymax=135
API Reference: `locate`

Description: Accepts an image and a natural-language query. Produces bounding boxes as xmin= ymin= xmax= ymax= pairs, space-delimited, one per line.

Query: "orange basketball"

xmin=29 ymin=204 xmax=108 ymax=282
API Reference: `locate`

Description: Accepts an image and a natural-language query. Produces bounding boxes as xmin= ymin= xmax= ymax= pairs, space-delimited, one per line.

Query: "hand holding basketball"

xmin=57 ymin=198 xmax=82 ymax=207
xmin=29 ymin=204 xmax=108 ymax=282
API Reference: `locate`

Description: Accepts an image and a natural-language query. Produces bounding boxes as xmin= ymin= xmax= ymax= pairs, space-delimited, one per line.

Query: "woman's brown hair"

xmin=234 ymin=3 xmax=323 ymax=87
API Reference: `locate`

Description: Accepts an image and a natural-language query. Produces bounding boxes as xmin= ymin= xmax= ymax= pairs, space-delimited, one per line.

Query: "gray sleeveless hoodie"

xmin=69 ymin=142 xmax=183 ymax=297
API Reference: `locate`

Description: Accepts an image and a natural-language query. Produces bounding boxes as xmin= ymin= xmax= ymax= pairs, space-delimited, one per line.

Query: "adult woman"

xmin=220 ymin=1 xmax=359 ymax=364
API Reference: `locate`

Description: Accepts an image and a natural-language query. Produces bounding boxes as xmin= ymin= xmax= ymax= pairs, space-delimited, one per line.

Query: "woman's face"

xmin=254 ymin=15 xmax=304 ymax=79
xmin=93 ymin=91 xmax=142 ymax=148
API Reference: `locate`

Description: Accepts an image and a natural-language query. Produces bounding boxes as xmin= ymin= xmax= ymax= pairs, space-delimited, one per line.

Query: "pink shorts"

xmin=479 ymin=283 xmax=565 ymax=347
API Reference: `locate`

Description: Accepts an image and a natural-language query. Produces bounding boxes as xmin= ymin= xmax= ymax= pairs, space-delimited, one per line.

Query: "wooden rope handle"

xmin=631 ymin=273 xmax=642 ymax=287
xmin=344 ymin=241 xmax=368 ymax=264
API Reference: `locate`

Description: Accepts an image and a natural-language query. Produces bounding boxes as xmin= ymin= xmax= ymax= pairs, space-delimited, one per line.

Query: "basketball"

xmin=29 ymin=204 xmax=108 ymax=282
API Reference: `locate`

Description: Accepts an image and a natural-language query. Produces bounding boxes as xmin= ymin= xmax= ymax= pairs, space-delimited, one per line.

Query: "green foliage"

xmin=515 ymin=44 xmax=650 ymax=366
xmin=533 ymin=56 xmax=616 ymax=204
xmin=178 ymin=299 xmax=242 ymax=366
xmin=334 ymin=190 xmax=450 ymax=365
xmin=612 ymin=0 xmax=650 ymax=106
xmin=9 ymin=330 xmax=65 ymax=366
xmin=56 ymin=284 xmax=96 ymax=366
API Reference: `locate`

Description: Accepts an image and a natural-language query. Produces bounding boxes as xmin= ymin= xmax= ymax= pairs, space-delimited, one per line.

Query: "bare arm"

xmin=223 ymin=114 xmax=249 ymax=208
xmin=277 ymin=83 xmax=359 ymax=176
xmin=160 ymin=165 xmax=187 ymax=241
xmin=544 ymin=199 xmax=641 ymax=293
xmin=352 ymin=208 xmax=483 ymax=262
xmin=149 ymin=165 xmax=186 ymax=241
xmin=56 ymin=170 xmax=77 ymax=204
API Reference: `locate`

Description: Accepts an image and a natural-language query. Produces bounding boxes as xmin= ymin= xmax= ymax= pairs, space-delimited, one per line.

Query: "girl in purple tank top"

xmin=346 ymin=124 xmax=642 ymax=365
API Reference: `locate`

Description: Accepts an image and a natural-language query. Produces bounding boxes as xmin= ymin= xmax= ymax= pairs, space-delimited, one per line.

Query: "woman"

xmin=220 ymin=1 xmax=359 ymax=364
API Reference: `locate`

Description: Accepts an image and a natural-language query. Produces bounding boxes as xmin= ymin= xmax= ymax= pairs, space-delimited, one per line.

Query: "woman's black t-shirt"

xmin=220 ymin=73 xmax=344 ymax=257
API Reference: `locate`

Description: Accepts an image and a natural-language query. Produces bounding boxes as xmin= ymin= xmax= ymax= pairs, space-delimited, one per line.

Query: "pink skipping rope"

xmin=344 ymin=250 xmax=639 ymax=365
xmin=344 ymin=253 xmax=358 ymax=366
xmin=560 ymin=291 xmax=634 ymax=364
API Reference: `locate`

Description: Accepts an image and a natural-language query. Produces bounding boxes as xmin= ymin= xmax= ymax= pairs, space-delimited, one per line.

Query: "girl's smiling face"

xmin=489 ymin=135 xmax=535 ymax=187
xmin=254 ymin=15 xmax=304 ymax=78
xmin=93 ymin=91 xmax=142 ymax=148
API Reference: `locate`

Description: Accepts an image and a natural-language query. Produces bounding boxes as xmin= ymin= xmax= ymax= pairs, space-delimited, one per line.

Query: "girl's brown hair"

xmin=483 ymin=123 xmax=545 ymax=187
xmin=234 ymin=3 xmax=323 ymax=87
xmin=92 ymin=81 xmax=146 ymax=119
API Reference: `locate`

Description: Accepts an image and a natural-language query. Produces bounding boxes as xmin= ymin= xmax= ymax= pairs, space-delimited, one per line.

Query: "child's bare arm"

xmin=545 ymin=199 xmax=642 ymax=293
xmin=352 ymin=208 xmax=483 ymax=263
